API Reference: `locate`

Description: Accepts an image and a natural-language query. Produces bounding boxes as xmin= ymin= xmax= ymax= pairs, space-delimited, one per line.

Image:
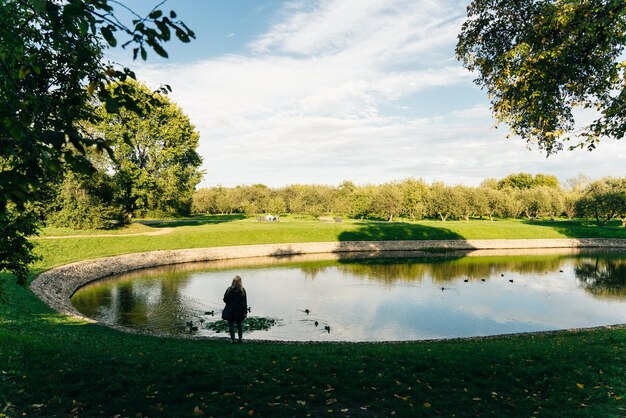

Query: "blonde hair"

xmin=231 ymin=275 xmax=244 ymax=292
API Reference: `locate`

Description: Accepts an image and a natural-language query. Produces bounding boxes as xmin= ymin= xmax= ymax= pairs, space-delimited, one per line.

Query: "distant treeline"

xmin=193 ymin=173 xmax=626 ymax=226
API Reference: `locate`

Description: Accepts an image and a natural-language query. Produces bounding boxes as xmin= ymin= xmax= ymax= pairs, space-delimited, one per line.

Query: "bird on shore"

xmin=204 ymin=310 xmax=214 ymax=316
xmin=481 ymin=279 xmax=486 ymax=282
xmin=247 ymin=307 xmax=252 ymax=313
xmin=324 ymin=325 xmax=331 ymax=333
xmin=441 ymin=287 xmax=446 ymax=292
xmin=304 ymin=309 xmax=310 ymax=315
xmin=509 ymin=279 xmax=514 ymax=283
xmin=314 ymin=321 xmax=319 ymax=327
xmin=559 ymin=270 xmax=564 ymax=273
xmin=463 ymin=279 xmax=469 ymax=283
xmin=501 ymin=274 xmax=504 ymax=277
xmin=199 ymin=318 xmax=205 ymax=325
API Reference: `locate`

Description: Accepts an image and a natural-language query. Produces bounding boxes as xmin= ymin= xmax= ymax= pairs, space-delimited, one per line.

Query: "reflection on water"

xmin=71 ymin=249 xmax=626 ymax=341
xmin=575 ymin=257 xmax=626 ymax=299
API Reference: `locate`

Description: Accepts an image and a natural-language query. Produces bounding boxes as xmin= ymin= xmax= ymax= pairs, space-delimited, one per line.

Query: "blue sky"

xmin=107 ymin=0 xmax=625 ymax=188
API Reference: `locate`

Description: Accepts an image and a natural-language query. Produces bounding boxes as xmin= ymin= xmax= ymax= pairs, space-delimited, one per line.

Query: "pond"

xmin=70 ymin=249 xmax=626 ymax=342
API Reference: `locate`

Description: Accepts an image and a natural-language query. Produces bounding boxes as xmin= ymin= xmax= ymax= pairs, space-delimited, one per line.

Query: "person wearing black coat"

xmin=222 ymin=275 xmax=248 ymax=343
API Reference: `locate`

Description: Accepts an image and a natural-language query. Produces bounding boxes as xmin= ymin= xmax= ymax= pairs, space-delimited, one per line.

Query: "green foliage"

xmin=457 ymin=0 xmax=626 ymax=153
xmin=205 ymin=317 xmax=278 ymax=333
xmin=48 ymin=171 xmax=126 ymax=230
xmin=578 ymin=178 xmax=626 ymax=226
xmin=0 ymin=0 xmax=193 ymax=283
xmin=0 ymin=205 xmax=39 ymax=286
xmin=94 ymin=79 xmax=203 ymax=218
xmin=498 ymin=173 xmax=560 ymax=190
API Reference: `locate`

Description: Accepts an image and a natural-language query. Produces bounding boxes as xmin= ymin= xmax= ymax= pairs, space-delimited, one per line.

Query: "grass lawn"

xmin=1 ymin=217 xmax=625 ymax=417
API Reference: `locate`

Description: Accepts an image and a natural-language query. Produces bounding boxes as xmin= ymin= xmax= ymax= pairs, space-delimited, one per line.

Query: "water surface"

xmin=71 ymin=249 xmax=626 ymax=341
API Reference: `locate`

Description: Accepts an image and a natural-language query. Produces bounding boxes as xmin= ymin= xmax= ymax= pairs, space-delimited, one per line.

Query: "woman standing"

xmin=222 ymin=276 xmax=248 ymax=343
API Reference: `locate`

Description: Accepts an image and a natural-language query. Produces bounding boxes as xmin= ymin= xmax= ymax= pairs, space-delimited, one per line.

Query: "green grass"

xmin=1 ymin=217 xmax=625 ymax=417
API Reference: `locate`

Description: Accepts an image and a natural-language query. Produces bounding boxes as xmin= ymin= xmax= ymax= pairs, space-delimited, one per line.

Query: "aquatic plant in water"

xmin=205 ymin=317 xmax=278 ymax=333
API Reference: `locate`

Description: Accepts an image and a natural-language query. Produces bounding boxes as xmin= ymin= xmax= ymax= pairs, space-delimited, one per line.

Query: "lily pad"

xmin=205 ymin=316 xmax=278 ymax=333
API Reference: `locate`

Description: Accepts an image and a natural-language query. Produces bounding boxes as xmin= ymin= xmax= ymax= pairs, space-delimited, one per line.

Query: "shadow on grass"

xmin=338 ymin=220 xmax=465 ymax=241
xmin=519 ymin=218 xmax=626 ymax=238
xmin=136 ymin=214 xmax=247 ymax=228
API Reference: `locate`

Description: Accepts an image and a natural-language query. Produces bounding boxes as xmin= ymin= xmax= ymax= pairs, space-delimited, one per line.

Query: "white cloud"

xmin=131 ymin=0 xmax=625 ymax=187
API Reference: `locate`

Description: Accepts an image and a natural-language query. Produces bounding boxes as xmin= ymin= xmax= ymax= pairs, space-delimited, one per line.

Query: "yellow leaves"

xmin=576 ymin=383 xmax=585 ymax=389
xmin=193 ymin=406 xmax=204 ymax=416
xmin=423 ymin=402 xmax=431 ymax=408
xmin=247 ymin=410 xmax=255 ymax=416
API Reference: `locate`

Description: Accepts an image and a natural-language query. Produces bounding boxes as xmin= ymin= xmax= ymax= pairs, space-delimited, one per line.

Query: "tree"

xmin=371 ymin=183 xmax=403 ymax=222
xmin=192 ymin=188 xmax=214 ymax=214
xmin=428 ymin=183 xmax=458 ymax=221
xmin=457 ymin=0 xmax=626 ymax=154
xmin=577 ymin=178 xmax=625 ymax=226
xmin=497 ymin=173 xmax=559 ymax=190
xmin=95 ymin=80 xmax=203 ymax=218
xmin=399 ymin=178 xmax=428 ymax=220
xmin=49 ymin=169 xmax=125 ymax=229
xmin=332 ymin=181 xmax=356 ymax=215
xmin=478 ymin=187 xmax=507 ymax=221
xmin=498 ymin=173 xmax=535 ymax=190
xmin=519 ymin=187 xmax=553 ymax=220
xmin=1 ymin=0 xmax=194 ymax=285
xmin=349 ymin=186 xmax=375 ymax=220
xmin=267 ymin=195 xmax=286 ymax=215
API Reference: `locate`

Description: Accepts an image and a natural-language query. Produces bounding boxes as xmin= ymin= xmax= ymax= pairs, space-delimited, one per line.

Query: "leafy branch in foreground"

xmin=457 ymin=0 xmax=626 ymax=154
xmin=0 ymin=0 xmax=194 ymax=285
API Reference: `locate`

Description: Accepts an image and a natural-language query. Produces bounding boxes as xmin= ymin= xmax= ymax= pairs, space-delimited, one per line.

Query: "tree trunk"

xmin=439 ymin=213 xmax=447 ymax=221
xmin=388 ymin=214 xmax=393 ymax=222
xmin=488 ymin=211 xmax=494 ymax=222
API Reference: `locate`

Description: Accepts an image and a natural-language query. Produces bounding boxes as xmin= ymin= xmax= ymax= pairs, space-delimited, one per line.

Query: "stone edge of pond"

xmin=30 ymin=238 xmax=626 ymax=341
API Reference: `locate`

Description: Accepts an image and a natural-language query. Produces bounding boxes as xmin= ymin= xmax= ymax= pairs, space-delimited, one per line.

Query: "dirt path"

xmin=33 ymin=227 xmax=174 ymax=239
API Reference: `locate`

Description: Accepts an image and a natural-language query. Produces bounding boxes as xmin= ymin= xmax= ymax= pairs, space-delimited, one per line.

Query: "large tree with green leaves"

xmin=1 ymin=0 xmax=194 ymax=285
xmin=95 ymin=80 xmax=203 ymax=218
xmin=457 ymin=0 xmax=626 ymax=154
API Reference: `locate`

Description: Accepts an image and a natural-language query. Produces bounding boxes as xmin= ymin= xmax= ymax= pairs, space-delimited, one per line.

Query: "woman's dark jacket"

xmin=222 ymin=287 xmax=247 ymax=322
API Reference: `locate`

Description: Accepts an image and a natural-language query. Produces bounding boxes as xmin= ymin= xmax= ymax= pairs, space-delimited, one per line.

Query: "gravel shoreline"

xmin=30 ymin=238 xmax=626 ymax=341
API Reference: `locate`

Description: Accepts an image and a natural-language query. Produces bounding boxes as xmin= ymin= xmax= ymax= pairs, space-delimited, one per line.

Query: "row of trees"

xmin=192 ymin=174 xmax=626 ymax=226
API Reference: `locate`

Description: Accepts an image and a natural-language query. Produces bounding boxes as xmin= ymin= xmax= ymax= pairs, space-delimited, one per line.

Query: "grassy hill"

xmin=1 ymin=216 xmax=624 ymax=417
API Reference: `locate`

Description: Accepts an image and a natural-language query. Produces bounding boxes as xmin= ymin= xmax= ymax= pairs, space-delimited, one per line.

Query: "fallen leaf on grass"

xmin=193 ymin=406 xmax=204 ymax=416
xmin=576 ymin=383 xmax=585 ymax=389
xmin=423 ymin=402 xmax=431 ymax=408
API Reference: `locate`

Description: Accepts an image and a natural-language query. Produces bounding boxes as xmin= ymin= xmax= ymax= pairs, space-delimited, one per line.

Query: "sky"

xmin=106 ymin=0 xmax=625 ymax=188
